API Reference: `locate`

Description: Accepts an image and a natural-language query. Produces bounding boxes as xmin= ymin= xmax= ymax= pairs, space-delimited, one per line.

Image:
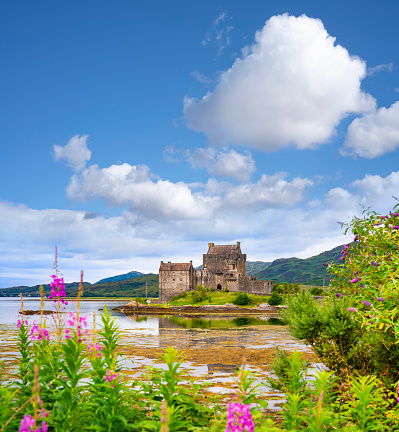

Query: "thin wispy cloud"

xmin=367 ymin=62 xmax=394 ymax=76
xmin=202 ymin=11 xmax=233 ymax=56
xmin=190 ymin=70 xmax=213 ymax=86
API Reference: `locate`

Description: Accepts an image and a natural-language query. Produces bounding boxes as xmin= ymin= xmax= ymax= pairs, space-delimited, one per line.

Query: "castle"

xmin=159 ymin=242 xmax=273 ymax=302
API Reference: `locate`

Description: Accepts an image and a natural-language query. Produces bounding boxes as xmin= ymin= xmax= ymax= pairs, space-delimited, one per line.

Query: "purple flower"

xmin=19 ymin=415 xmax=47 ymax=432
xmin=49 ymin=275 xmax=66 ymax=303
xmin=347 ymin=307 xmax=357 ymax=312
xmin=106 ymin=369 xmax=121 ymax=388
xmin=88 ymin=342 xmax=103 ymax=357
xmin=361 ymin=300 xmax=371 ymax=307
xmin=351 ymin=278 xmax=361 ymax=283
xmin=226 ymin=402 xmax=254 ymax=432
xmin=393 ymin=226 xmax=399 ymax=230
xmin=377 ymin=297 xmax=385 ymax=302
xmin=322 ymin=263 xmax=328 ymax=266
xmin=30 ymin=324 xmax=50 ymax=342
xmin=371 ymin=261 xmax=380 ymax=267
xmin=335 ymin=293 xmax=343 ymax=298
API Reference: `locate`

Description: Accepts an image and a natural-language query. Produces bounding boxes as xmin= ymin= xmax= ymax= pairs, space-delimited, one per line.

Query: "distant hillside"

xmin=255 ymin=244 xmax=344 ymax=286
xmin=246 ymin=261 xmax=272 ymax=275
xmin=95 ymin=271 xmax=145 ymax=284
xmin=0 ymin=274 xmax=159 ymax=298
xmin=80 ymin=274 xmax=158 ymax=298
xmin=0 ymin=282 xmax=92 ymax=298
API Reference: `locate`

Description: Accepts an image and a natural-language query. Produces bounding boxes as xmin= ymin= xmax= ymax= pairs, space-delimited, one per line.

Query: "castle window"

xmin=173 ymin=272 xmax=175 ymax=276
xmin=180 ymin=278 xmax=182 ymax=281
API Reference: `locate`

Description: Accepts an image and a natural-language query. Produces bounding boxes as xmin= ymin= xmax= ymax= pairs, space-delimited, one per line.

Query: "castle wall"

xmin=159 ymin=263 xmax=194 ymax=302
xmin=237 ymin=276 xmax=273 ymax=295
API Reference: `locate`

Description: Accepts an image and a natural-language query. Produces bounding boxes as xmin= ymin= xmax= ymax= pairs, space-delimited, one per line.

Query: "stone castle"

xmin=159 ymin=242 xmax=273 ymax=302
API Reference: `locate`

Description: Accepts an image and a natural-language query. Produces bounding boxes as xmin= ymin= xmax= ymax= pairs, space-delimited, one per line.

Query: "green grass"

xmin=169 ymin=290 xmax=272 ymax=306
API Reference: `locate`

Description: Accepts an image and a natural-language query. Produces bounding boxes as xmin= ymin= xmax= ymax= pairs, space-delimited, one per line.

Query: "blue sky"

xmin=1 ymin=0 xmax=399 ymax=287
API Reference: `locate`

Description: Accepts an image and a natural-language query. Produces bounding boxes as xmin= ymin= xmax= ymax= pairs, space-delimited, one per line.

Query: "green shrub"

xmin=268 ymin=291 xmax=283 ymax=305
xmin=274 ymin=282 xmax=300 ymax=294
xmin=233 ymin=292 xmax=251 ymax=305
xmin=309 ymin=287 xmax=324 ymax=296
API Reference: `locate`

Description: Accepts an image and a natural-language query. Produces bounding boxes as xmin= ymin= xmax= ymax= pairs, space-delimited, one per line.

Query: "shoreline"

xmin=113 ymin=304 xmax=283 ymax=316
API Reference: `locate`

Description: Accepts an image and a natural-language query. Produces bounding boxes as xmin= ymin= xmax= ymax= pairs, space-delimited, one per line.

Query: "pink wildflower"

xmin=88 ymin=342 xmax=103 ymax=357
xmin=30 ymin=323 xmax=49 ymax=342
xmin=106 ymin=369 xmax=121 ymax=388
xmin=49 ymin=274 xmax=67 ymax=303
xmin=347 ymin=307 xmax=357 ymax=312
xmin=19 ymin=415 xmax=47 ymax=432
xmin=225 ymin=402 xmax=254 ymax=432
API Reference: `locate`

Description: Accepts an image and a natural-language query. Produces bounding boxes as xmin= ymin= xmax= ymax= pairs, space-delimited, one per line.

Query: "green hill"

xmin=82 ymin=274 xmax=158 ymax=298
xmin=95 ymin=270 xmax=145 ymax=284
xmin=245 ymin=261 xmax=272 ymax=275
xmin=0 ymin=274 xmax=159 ymax=298
xmin=255 ymin=244 xmax=344 ymax=286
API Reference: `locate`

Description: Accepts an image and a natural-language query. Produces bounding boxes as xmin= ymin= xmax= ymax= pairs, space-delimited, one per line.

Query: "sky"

xmin=1 ymin=0 xmax=399 ymax=287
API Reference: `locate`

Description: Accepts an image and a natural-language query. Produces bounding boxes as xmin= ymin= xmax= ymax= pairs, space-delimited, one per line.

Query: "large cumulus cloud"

xmin=184 ymin=14 xmax=375 ymax=151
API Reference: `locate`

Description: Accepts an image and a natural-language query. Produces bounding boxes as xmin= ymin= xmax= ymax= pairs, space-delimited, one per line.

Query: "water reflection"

xmin=158 ymin=315 xmax=284 ymax=329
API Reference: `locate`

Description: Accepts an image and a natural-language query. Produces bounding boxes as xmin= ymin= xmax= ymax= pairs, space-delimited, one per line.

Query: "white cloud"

xmin=351 ymin=171 xmax=399 ymax=210
xmin=340 ymin=102 xmax=399 ymax=158
xmin=67 ymin=163 xmax=216 ymax=220
xmin=185 ymin=14 xmax=375 ymax=151
xmin=53 ymin=135 xmax=92 ymax=172
xmin=186 ymin=148 xmax=256 ymax=182
xmin=66 ymin=159 xmax=312 ymax=222
xmin=367 ymin=62 xmax=394 ymax=76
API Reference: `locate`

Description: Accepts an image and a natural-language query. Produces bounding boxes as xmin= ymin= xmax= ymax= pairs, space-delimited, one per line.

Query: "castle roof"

xmin=208 ymin=244 xmax=238 ymax=254
xmin=159 ymin=262 xmax=192 ymax=271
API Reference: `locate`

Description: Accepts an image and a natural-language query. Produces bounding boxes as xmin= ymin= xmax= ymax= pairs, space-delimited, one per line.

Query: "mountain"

xmin=79 ymin=274 xmax=158 ymax=298
xmin=0 ymin=282 xmax=92 ymax=298
xmin=245 ymin=261 xmax=272 ymax=275
xmin=0 ymin=274 xmax=159 ymax=298
xmin=255 ymin=244 xmax=344 ymax=286
xmin=95 ymin=271 xmax=145 ymax=284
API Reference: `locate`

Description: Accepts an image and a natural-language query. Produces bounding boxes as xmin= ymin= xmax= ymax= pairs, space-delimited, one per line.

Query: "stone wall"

xmin=237 ymin=276 xmax=273 ymax=295
xmin=159 ymin=263 xmax=194 ymax=302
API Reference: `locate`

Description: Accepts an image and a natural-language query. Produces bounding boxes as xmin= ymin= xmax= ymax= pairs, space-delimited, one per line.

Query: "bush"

xmin=274 ymin=282 xmax=300 ymax=294
xmin=233 ymin=292 xmax=251 ymax=305
xmin=281 ymin=203 xmax=399 ymax=385
xmin=268 ymin=291 xmax=283 ymax=305
xmin=309 ymin=287 xmax=324 ymax=296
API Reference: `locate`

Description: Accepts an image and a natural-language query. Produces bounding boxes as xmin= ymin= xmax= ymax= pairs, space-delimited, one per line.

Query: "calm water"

xmin=0 ymin=298 xmax=283 ymax=332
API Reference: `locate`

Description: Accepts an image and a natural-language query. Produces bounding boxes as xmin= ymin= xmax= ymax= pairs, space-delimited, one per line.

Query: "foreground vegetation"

xmin=3 ymin=203 xmax=399 ymax=431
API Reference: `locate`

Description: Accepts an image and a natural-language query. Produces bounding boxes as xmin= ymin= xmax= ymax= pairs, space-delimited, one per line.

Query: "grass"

xmin=169 ymin=290 xmax=272 ymax=306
